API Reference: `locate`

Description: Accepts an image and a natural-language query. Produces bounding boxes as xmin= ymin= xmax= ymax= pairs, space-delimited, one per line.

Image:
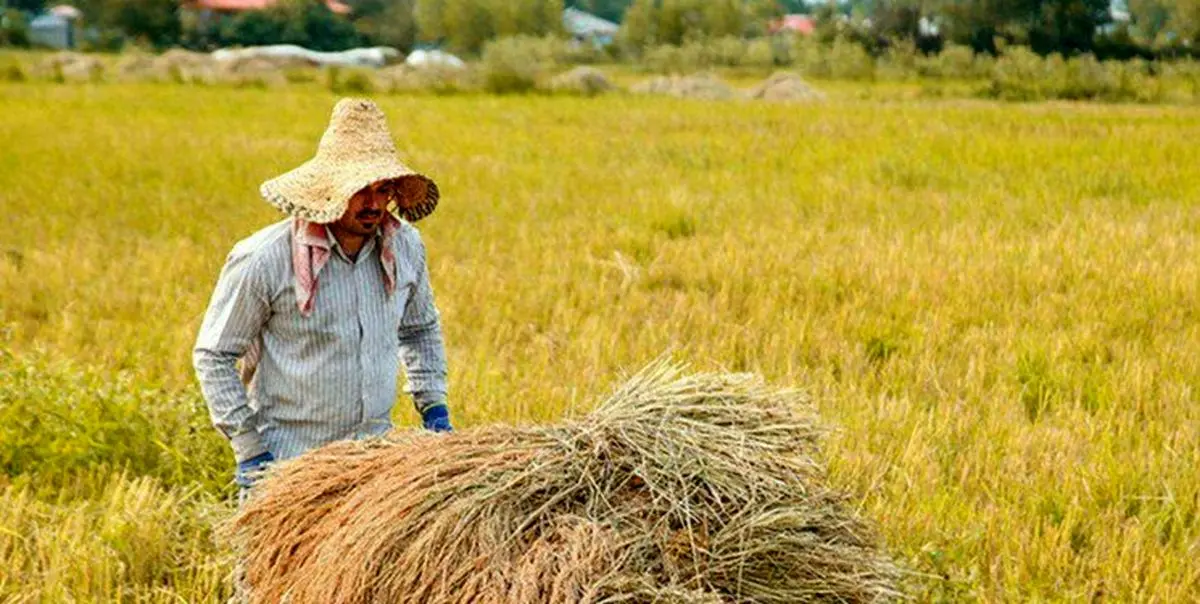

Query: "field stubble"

xmin=0 ymin=83 xmax=1198 ymax=601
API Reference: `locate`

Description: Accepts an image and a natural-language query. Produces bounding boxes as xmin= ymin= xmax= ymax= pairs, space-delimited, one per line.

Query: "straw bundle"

xmin=548 ymin=67 xmax=616 ymax=96
xmin=38 ymin=52 xmax=103 ymax=82
xmin=216 ymin=57 xmax=289 ymax=88
xmin=631 ymin=74 xmax=735 ymax=100
xmin=232 ymin=363 xmax=901 ymax=603
xmin=115 ymin=53 xmax=163 ymax=82
xmin=157 ymin=49 xmax=216 ymax=83
xmin=377 ymin=64 xmax=478 ymax=94
xmin=747 ymin=72 xmax=826 ymax=102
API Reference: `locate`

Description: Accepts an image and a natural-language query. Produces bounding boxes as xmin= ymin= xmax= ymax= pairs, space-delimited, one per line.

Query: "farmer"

xmin=193 ymin=98 xmax=451 ymax=499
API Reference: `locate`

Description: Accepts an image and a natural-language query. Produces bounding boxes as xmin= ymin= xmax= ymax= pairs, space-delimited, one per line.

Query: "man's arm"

xmin=193 ymin=249 xmax=272 ymax=462
xmin=398 ymin=233 xmax=449 ymax=417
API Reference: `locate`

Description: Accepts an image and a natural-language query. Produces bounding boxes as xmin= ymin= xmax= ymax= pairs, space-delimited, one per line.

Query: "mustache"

xmin=356 ymin=210 xmax=383 ymax=219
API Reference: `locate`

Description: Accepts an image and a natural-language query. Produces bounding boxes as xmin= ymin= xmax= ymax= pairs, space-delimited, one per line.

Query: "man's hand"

xmin=235 ymin=451 xmax=275 ymax=488
xmin=421 ymin=404 xmax=453 ymax=433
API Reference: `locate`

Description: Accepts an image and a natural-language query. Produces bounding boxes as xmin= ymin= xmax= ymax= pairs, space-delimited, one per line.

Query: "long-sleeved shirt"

xmin=193 ymin=218 xmax=448 ymax=463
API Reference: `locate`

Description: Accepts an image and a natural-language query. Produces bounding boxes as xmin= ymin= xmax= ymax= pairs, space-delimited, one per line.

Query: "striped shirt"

xmin=193 ymin=218 xmax=448 ymax=462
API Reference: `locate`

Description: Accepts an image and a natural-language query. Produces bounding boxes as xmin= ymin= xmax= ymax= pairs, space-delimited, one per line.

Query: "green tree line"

xmin=2 ymin=0 xmax=1198 ymax=59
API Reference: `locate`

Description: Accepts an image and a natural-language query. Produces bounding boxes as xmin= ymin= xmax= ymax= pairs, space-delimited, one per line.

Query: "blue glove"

xmin=421 ymin=404 xmax=453 ymax=433
xmin=235 ymin=451 xmax=275 ymax=488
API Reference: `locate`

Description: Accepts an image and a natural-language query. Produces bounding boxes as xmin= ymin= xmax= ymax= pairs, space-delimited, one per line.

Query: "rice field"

xmin=1 ymin=79 xmax=1198 ymax=602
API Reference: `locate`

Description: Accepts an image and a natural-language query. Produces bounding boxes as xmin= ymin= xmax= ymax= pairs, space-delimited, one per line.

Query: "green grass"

xmin=1 ymin=81 xmax=1198 ymax=601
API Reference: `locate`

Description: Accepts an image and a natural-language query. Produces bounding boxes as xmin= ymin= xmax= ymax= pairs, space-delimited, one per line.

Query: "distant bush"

xmin=637 ymin=38 xmax=783 ymax=72
xmin=480 ymin=35 xmax=563 ymax=94
xmin=827 ymin=39 xmax=875 ymax=80
xmin=561 ymin=40 xmax=610 ymax=65
xmin=1 ymin=9 xmax=30 ymax=48
xmin=744 ymin=38 xmax=778 ymax=69
xmin=326 ymin=65 xmax=376 ymax=94
xmin=986 ymin=46 xmax=1063 ymax=101
xmin=877 ymin=39 xmax=918 ymax=80
xmin=642 ymin=43 xmax=696 ymax=73
xmin=986 ymin=49 xmax=1167 ymax=103
xmin=705 ymin=36 xmax=747 ymax=67
xmin=922 ymin=44 xmax=987 ymax=79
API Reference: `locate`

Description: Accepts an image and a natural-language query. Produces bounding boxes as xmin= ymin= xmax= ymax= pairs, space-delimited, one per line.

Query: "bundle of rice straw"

xmin=631 ymin=74 xmax=735 ymax=101
xmin=115 ymin=53 xmax=161 ymax=82
xmin=232 ymin=362 xmax=901 ymax=603
xmin=157 ymin=48 xmax=216 ymax=83
xmin=215 ymin=57 xmax=290 ymax=88
xmin=38 ymin=52 xmax=103 ymax=82
xmin=376 ymin=64 xmax=477 ymax=94
xmin=547 ymin=66 xmax=616 ymax=96
xmin=747 ymin=72 xmax=826 ymax=102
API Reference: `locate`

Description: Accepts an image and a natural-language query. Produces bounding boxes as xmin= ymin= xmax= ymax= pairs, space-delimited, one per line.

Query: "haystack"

xmin=377 ymin=63 xmax=477 ymax=94
xmin=748 ymin=72 xmax=826 ymax=102
xmin=548 ymin=66 xmax=616 ymax=96
xmin=631 ymin=74 xmax=735 ymax=100
xmin=115 ymin=53 xmax=163 ymax=82
xmin=232 ymin=362 xmax=901 ymax=603
xmin=157 ymin=48 xmax=215 ymax=82
xmin=38 ymin=52 xmax=103 ymax=83
xmin=215 ymin=57 xmax=290 ymax=88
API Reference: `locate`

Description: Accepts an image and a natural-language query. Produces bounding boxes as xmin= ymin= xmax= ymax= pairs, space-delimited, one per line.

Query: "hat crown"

xmin=260 ymin=97 xmax=439 ymax=224
xmin=316 ymin=98 xmax=397 ymax=162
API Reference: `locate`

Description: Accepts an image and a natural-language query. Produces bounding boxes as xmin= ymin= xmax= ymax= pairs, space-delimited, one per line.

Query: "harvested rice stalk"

xmin=231 ymin=361 xmax=902 ymax=603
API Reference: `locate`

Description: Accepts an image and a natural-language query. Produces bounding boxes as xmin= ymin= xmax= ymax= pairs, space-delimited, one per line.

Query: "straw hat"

xmin=260 ymin=98 xmax=439 ymax=224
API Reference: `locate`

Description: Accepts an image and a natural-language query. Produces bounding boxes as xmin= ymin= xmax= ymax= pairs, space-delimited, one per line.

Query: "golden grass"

xmin=1 ymin=81 xmax=1198 ymax=600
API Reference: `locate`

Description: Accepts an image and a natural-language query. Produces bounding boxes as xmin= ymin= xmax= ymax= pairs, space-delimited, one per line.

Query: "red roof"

xmin=769 ymin=15 xmax=815 ymax=35
xmin=191 ymin=0 xmax=350 ymax=14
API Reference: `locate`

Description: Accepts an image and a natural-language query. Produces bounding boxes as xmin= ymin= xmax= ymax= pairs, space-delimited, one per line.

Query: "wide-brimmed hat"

xmin=260 ymin=98 xmax=438 ymax=224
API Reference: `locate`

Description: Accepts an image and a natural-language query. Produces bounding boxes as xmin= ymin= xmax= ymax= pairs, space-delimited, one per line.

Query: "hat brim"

xmin=261 ymin=158 xmax=439 ymax=224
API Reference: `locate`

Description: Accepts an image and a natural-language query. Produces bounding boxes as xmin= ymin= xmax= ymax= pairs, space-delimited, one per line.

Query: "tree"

xmin=703 ymin=0 xmax=744 ymax=38
xmin=532 ymin=0 xmax=565 ymax=35
xmin=571 ymin=0 xmax=633 ymax=23
xmin=7 ymin=0 xmax=46 ymax=13
xmin=617 ymin=0 xmax=656 ymax=52
xmin=1028 ymin=0 xmax=1112 ymax=54
xmin=657 ymin=0 xmax=703 ymax=45
xmin=276 ymin=0 xmax=361 ymax=50
xmin=216 ymin=0 xmax=359 ymax=50
xmin=440 ymin=0 xmax=494 ymax=53
xmin=1 ymin=9 xmax=31 ymax=47
xmin=221 ymin=9 xmax=285 ymax=46
xmin=1165 ymin=0 xmax=1200 ymax=44
xmin=939 ymin=0 xmax=1111 ymax=54
xmin=1127 ymin=0 xmax=1174 ymax=41
xmin=415 ymin=0 xmax=446 ymax=42
xmin=351 ymin=0 xmax=417 ymax=49
xmin=104 ymin=0 xmax=181 ymax=47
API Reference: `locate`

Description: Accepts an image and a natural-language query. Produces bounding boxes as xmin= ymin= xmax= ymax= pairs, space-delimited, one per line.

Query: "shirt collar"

xmin=295 ymin=218 xmax=394 ymax=261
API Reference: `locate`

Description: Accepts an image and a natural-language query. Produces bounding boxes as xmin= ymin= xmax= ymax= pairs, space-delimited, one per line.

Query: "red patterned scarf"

xmin=290 ymin=216 xmax=400 ymax=316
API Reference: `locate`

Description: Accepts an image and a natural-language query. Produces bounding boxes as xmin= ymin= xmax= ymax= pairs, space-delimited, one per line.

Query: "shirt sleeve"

xmin=398 ymin=232 xmax=449 ymax=414
xmin=193 ymin=248 xmax=272 ymax=462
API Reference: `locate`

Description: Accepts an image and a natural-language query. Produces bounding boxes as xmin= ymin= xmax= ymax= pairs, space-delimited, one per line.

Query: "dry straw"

xmin=747 ymin=72 xmax=827 ymax=102
xmin=631 ymin=74 xmax=736 ymax=101
xmin=231 ymin=361 xmax=902 ymax=603
xmin=548 ymin=67 xmax=617 ymax=97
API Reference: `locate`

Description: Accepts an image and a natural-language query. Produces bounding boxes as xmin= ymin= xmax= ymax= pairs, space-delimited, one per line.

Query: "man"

xmin=193 ymin=98 xmax=451 ymax=498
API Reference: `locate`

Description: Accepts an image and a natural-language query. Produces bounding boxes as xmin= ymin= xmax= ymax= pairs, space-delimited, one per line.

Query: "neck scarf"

xmin=290 ymin=215 xmax=401 ymax=316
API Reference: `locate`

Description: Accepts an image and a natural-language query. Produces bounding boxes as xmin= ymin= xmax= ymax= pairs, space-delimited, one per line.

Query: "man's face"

xmin=333 ymin=182 xmax=391 ymax=236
